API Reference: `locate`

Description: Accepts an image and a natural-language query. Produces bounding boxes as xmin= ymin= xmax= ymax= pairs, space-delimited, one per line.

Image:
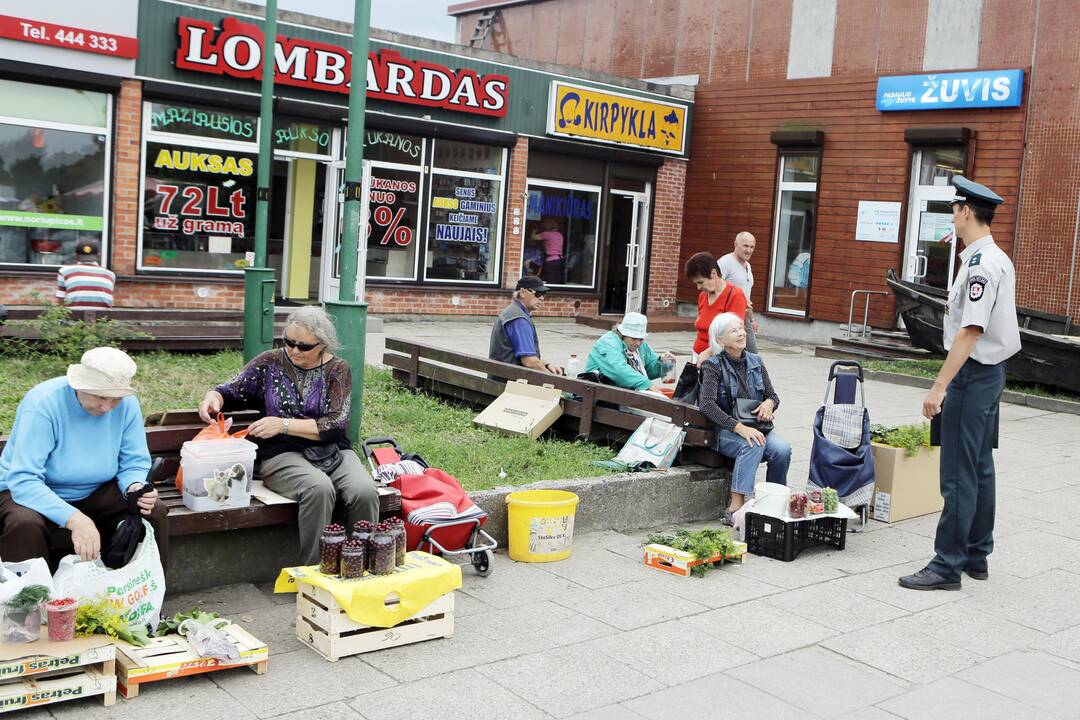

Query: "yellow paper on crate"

xmin=274 ymin=551 xmax=461 ymax=628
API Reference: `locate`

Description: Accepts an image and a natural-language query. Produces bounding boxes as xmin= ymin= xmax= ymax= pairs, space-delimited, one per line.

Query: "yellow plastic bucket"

xmin=505 ymin=490 xmax=580 ymax=562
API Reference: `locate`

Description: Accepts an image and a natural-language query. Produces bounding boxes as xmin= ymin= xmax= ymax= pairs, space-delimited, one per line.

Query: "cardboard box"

xmin=870 ymin=443 xmax=943 ymax=523
xmin=643 ymin=542 xmax=747 ymax=577
xmin=474 ymin=380 xmax=563 ymax=440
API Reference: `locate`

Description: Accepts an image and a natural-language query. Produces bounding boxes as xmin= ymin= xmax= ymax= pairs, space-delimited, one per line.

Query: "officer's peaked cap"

xmin=950 ymin=176 xmax=1003 ymax=207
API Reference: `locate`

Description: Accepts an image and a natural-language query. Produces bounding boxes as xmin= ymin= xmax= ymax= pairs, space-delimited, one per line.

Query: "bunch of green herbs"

xmin=870 ymin=423 xmax=931 ymax=457
xmin=74 ymin=596 xmax=149 ymax=646
xmin=154 ymin=608 xmax=220 ymax=637
xmin=644 ymin=527 xmax=736 ymax=577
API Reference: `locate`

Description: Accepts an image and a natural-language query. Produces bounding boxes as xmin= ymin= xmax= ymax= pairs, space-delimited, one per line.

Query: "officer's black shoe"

xmin=964 ymin=565 xmax=989 ymax=580
xmin=898 ymin=567 xmax=961 ymax=591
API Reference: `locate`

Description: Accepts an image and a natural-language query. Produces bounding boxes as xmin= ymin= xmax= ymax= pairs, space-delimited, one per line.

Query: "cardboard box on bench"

xmin=474 ymin=380 xmax=563 ymax=440
xmin=870 ymin=443 xmax=943 ymax=523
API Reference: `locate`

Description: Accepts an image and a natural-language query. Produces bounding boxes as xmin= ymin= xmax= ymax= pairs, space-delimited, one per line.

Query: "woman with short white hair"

xmin=699 ymin=312 xmax=790 ymax=524
xmin=198 ymin=305 xmax=379 ymax=564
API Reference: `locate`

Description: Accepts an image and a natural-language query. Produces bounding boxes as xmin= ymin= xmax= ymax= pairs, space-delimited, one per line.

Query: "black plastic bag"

xmin=100 ymin=461 xmax=160 ymax=570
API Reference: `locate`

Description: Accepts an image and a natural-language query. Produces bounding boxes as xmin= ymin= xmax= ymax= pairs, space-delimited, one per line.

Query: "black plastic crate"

xmin=744 ymin=512 xmax=847 ymax=561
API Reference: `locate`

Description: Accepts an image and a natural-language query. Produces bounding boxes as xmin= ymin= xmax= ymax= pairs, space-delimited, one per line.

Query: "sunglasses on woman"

xmin=282 ymin=335 xmax=320 ymax=352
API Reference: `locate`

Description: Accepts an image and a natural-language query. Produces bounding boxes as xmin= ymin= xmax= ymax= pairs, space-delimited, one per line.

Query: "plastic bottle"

xmin=565 ymin=353 xmax=580 ymax=378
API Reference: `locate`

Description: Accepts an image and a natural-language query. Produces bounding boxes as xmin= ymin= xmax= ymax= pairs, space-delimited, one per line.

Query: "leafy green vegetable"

xmin=154 ymin=608 xmax=220 ymax=637
xmin=871 ymin=423 xmax=931 ymax=457
xmin=75 ymin=597 xmax=149 ymax=646
xmin=2 ymin=585 xmax=50 ymax=612
xmin=644 ymin=527 xmax=736 ymax=577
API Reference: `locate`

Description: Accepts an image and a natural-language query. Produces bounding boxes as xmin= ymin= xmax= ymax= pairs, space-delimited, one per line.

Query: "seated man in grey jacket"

xmin=488 ymin=276 xmax=563 ymax=375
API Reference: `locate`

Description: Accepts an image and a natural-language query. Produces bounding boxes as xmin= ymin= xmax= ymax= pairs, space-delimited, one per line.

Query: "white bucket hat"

xmin=67 ymin=347 xmax=137 ymax=398
xmin=617 ymin=312 xmax=649 ymax=339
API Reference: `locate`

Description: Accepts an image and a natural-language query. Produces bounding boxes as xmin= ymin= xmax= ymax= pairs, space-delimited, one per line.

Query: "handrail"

xmin=847 ymin=290 xmax=890 ymax=338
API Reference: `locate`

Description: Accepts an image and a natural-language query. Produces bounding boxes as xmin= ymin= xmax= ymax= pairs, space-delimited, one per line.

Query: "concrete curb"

xmin=470 ymin=465 xmax=730 ymax=547
xmin=864 ymin=370 xmax=1080 ymax=416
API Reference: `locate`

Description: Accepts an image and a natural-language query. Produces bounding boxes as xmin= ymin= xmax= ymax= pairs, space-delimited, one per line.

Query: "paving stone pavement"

xmin=32 ymin=320 xmax=1080 ymax=718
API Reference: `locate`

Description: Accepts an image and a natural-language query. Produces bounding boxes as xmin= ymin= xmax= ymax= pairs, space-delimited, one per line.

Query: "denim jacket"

xmin=703 ymin=351 xmax=766 ymax=417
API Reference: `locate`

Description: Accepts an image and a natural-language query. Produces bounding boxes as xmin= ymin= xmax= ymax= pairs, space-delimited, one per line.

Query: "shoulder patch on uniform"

xmin=968 ymin=253 xmax=982 ymax=267
xmin=968 ymin=274 xmax=989 ymax=302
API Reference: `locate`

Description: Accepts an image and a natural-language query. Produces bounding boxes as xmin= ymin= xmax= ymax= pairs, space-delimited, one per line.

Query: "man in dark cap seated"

xmin=55 ymin=240 xmax=115 ymax=309
xmin=899 ymin=176 xmax=1020 ymax=591
xmin=488 ymin=276 xmax=563 ymax=375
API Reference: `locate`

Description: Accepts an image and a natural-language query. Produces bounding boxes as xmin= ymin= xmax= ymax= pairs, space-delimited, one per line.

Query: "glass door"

xmin=903 ymin=147 xmax=966 ymax=291
xmin=624 ymin=186 xmax=651 ymax=314
xmin=320 ymin=160 xmax=370 ymax=303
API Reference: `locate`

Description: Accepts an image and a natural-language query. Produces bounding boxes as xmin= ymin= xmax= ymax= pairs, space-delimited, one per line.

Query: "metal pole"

xmin=325 ymin=0 xmax=371 ymax=443
xmin=243 ymin=0 xmax=278 ymax=362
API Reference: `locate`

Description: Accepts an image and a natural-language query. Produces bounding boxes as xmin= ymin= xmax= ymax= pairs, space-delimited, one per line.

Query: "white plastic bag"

xmin=52 ymin=520 xmax=165 ymax=630
xmin=615 ymin=417 xmax=685 ymax=469
xmin=0 ymin=557 xmax=55 ymax=604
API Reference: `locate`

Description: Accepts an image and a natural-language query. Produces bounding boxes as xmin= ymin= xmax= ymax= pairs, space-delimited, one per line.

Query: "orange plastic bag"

xmin=175 ymin=413 xmax=250 ymax=492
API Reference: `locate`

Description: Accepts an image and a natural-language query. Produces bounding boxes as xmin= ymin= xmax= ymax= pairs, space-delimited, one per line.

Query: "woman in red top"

xmin=685 ymin=252 xmax=747 ymax=365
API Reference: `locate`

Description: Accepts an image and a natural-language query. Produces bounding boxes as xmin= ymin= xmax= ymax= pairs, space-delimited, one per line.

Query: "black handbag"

xmin=302 ymin=444 xmax=344 ymax=474
xmin=721 ymin=357 xmax=773 ymax=433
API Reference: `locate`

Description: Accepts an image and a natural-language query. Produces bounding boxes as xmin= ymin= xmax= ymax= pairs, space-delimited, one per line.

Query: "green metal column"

xmin=243 ymin=0 xmax=278 ymax=362
xmin=327 ymin=0 xmax=372 ymax=443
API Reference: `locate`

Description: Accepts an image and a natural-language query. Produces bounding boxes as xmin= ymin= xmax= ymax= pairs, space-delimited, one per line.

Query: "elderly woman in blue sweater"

xmin=699 ymin=312 xmax=791 ymax=523
xmin=583 ymin=312 xmax=675 ymax=391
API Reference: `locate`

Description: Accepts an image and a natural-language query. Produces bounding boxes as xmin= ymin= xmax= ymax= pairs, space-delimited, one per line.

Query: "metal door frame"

xmin=903 ymin=149 xmax=959 ymax=288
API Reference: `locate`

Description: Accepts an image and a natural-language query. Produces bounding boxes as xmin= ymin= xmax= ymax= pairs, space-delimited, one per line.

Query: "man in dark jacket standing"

xmin=488 ymin=276 xmax=562 ymax=374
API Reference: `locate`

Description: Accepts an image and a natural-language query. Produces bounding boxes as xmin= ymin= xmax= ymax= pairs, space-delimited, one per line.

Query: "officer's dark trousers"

xmin=928 ymin=359 xmax=1005 ymax=582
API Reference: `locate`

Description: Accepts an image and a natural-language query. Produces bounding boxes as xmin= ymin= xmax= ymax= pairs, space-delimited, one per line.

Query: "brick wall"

xmin=112 ymin=79 xmax=143 ymax=276
xmin=646 ymin=159 xmax=686 ymax=315
xmin=680 ymin=75 xmax=1027 ymax=327
xmin=501 ymin=136 xmax=529 ymax=290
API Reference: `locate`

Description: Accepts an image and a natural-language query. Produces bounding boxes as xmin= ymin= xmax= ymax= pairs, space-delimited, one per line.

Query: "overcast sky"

xmin=247 ymin=0 xmax=458 ymax=42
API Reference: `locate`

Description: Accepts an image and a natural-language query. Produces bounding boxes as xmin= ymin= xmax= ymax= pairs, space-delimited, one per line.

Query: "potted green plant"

xmin=870 ymin=423 xmax=942 ymax=523
xmin=1 ymin=584 xmax=50 ymax=643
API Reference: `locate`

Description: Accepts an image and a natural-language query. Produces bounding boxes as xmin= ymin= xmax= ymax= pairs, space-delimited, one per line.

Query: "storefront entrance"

xmin=270 ymin=157 xmax=334 ymax=302
xmin=601 ymin=187 xmax=650 ymax=314
xmin=902 ymin=147 xmax=965 ymax=291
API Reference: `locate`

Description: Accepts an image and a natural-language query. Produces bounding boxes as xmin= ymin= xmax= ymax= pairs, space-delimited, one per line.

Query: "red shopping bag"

xmin=390 ymin=469 xmax=485 ymax=553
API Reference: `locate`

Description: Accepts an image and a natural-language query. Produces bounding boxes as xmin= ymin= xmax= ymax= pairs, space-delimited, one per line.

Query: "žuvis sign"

xmin=876 ymin=69 xmax=1024 ymax=111
xmin=176 ymin=17 xmax=510 ymax=117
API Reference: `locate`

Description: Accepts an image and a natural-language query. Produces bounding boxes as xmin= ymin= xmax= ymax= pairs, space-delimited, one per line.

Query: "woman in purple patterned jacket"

xmin=198 ymin=306 xmax=379 ymax=564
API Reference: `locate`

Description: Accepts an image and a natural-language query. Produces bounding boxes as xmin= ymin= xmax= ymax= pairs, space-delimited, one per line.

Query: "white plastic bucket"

xmin=753 ymin=482 xmax=790 ymax=518
xmin=180 ymin=438 xmax=257 ymax=510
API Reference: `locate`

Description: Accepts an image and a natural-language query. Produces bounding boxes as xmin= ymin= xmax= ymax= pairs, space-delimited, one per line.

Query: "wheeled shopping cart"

xmin=362 ymin=437 xmax=497 ymax=576
xmin=807 ymin=361 xmax=876 ymax=530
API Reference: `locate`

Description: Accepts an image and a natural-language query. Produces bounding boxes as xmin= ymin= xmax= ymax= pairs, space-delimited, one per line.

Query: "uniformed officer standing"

xmin=899 ymin=176 xmax=1021 ymax=591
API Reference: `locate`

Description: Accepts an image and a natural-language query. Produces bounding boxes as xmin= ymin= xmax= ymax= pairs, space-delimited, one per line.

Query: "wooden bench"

xmin=0 ymin=411 xmax=401 ymax=537
xmin=382 ymin=338 xmax=731 ymax=469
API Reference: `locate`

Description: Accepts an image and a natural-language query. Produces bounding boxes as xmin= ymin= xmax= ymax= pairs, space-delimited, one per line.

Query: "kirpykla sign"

xmin=0 ymin=14 xmax=138 ymax=58
xmin=176 ymin=17 xmax=509 ymax=118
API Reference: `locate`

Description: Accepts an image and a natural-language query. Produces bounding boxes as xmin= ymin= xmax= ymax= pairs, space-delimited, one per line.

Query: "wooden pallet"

xmin=115 ymin=624 xmax=267 ymax=698
xmin=0 ymin=642 xmax=116 ymax=713
xmin=295 ymin=582 xmax=454 ymax=662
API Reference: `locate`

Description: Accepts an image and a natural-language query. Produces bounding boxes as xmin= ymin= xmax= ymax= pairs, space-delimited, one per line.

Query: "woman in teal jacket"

xmin=584 ymin=312 xmax=675 ymax=391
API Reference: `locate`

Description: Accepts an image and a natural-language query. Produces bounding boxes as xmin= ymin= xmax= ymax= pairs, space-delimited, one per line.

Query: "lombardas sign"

xmin=176 ymin=17 xmax=509 ymax=117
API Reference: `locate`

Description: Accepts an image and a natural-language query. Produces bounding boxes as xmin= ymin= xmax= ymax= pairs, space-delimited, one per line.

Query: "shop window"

xmin=360 ymin=132 xmax=425 ymax=281
xmin=521 ymin=180 xmax=601 ymax=288
xmin=917 ymin=146 xmax=965 ymax=187
xmin=424 ymin=140 xmax=506 ymax=284
xmin=363 ymin=130 xmax=424 ymax=165
xmin=273 ymin=118 xmax=335 ymax=156
xmin=0 ymin=80 xmax=110 ymax=267
xmin=767 ymin=152 xmax=819 ymax=317
xmin=147 ymin=101 xmax=257 ymax=143
xmin=139 ymin=141 xmax=257 ymax=272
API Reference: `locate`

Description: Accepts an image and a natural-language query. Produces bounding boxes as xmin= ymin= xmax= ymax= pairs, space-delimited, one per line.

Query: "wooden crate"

xmin=295 ymin=582 xmax=454 ymax=662
xmin=115 ymin=623 xmax=267 ymax=698
xmin=0 ymin=642 xmax=116 ymax=713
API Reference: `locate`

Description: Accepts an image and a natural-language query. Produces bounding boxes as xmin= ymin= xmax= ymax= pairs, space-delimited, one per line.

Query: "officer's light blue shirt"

xmin=0 ymin=377 xmax=150 ymax=526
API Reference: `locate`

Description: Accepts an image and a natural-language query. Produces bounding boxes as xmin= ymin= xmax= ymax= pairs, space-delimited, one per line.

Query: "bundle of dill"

xmin=644 ymin=527 xmax=736 ymax=577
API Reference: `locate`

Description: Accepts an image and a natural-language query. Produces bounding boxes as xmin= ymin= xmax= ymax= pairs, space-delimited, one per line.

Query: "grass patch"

xmin=2 ymin=352 xmax=615 ymax=490
xmin=862 ymin=359 xmax=1080 ymax=402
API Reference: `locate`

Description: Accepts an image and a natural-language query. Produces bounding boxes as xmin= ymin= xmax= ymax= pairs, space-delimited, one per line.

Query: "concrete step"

xmin=830 ymin=335 xmax=934 ymax=360
xmin=814 ymin=344 xmax=907 ymax=362
xmin=575 ymin=314 xmax=695 ymax=332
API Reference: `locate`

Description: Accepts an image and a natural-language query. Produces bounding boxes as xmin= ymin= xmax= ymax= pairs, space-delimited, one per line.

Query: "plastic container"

xmin=565 ymin=353 xmax=580 ymax=378
xmin=753 ymin=482 xmax=790 ymax=518
xmin=1 ymin=604 xmax=43 ymax=644
xmin=45 ymin=598 xmax=78 ymax=642
xmin=505 ymin=489 xmax=579 ymax=562
xmin=180 ymin=438 xmax=257 ymax=511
